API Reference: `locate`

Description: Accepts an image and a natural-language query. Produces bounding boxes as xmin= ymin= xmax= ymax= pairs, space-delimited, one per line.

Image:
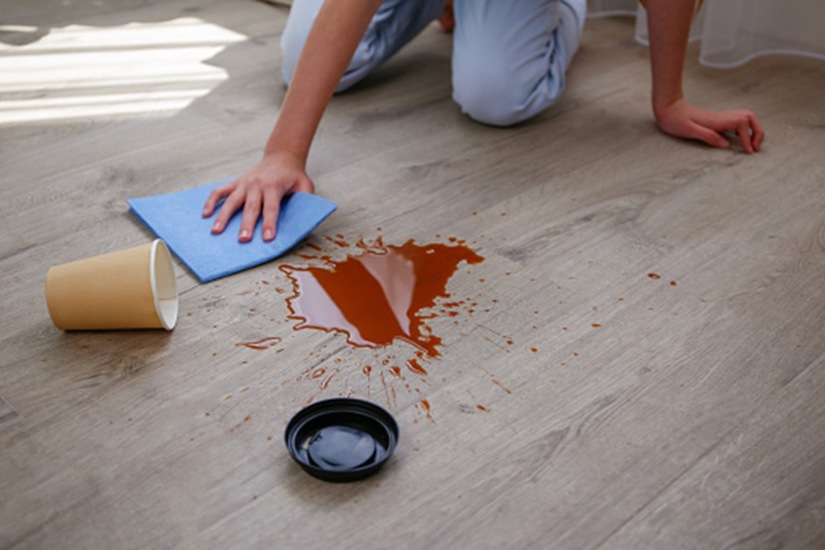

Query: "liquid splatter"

xmin=235 ymin=337 xmax=282 ymax=350
xmin=406 ymin=356 xmax=428 ymax=376
xmin=320 ymin=369 xmax=338 ymax=390
xmin=491 ymin=377 xmax=512 ymax=395
xmin=280 ymin=239 xmax=483 ymax=358
xmin=310 ymin=368 xmax=326 ymax=379
xmin=418 ymin=399 xmax=435 ymax=422
xmin=267 ymin=236 xmax=500 ymax=416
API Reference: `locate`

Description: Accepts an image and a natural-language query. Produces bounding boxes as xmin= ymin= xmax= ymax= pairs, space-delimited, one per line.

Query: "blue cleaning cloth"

xmin=128 ymin=180 xmax=337 ymax=283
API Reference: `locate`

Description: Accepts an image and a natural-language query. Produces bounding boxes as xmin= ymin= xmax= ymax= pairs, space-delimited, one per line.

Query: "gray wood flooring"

xmin=1 ymin=1 xmax=824 ymax=548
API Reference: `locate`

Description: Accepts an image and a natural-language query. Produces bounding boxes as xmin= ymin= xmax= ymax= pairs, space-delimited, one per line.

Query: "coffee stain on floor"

xmin=280 ymin=237 xmax=483 ymax=358
xmin=276 ymin=235 xmax=486 ymax=418
xmin=233 ymin=235 xmax=531 ymax=422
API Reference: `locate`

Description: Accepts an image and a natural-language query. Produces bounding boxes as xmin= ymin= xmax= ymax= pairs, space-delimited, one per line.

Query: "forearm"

xmin=644 ymin=0 xmax=697 ymax=117
xmin=265 ymin=0 xmax=383 ymax=164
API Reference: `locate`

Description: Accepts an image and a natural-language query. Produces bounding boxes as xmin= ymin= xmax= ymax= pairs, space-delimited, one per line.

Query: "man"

xmin=204 ymin=0 xmax=764 ymax=242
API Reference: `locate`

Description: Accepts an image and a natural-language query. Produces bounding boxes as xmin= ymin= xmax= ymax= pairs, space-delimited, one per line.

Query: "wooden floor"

xmin=2 ymin=1 xmax=824 ymax=548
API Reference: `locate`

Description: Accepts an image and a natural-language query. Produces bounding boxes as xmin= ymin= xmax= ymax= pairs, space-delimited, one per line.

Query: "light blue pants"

xmin=281 ymin=0 xmax=587 ymax=127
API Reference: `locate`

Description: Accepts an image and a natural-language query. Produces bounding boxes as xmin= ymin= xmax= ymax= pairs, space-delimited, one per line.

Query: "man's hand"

xmin=654 ymin=98 xmax=764 ymax=153
xmin=202 ymin=152 xmax=315 ymax=243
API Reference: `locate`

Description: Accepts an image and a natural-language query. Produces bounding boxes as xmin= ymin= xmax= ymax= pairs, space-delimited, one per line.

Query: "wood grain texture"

xmin=1 ymin=1 xmax=824 ymax=548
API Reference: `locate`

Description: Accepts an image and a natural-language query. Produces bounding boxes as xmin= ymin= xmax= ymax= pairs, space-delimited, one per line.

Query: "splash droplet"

xmin=235 ymin=337 xmax=282 ymax=350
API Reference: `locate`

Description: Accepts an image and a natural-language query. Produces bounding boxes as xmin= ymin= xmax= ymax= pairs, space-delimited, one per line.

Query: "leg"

xmin=281 ymin=0 xmax=444 ymax=93
xmin=451 ymin=0 xmax=586 ymax=126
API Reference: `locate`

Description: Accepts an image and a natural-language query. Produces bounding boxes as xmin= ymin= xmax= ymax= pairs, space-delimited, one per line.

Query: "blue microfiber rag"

xmin=128 ymin=180 xmax=337 ymax=283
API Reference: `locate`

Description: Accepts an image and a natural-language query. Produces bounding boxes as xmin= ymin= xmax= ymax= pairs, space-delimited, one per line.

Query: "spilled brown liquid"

xmin=235 ymin=337 xmax=282 ymax=350
xmin=280 ymin=239 xmax=484 ymax=358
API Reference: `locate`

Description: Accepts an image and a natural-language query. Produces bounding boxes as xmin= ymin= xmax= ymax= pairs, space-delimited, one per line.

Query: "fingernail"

xmin=264 ymin=228 xmax=274 ymax=241
xmin=240 ymin=229 xmax=251 ymax=240
xmin=212 ymin=222 xmax=222 ymax=232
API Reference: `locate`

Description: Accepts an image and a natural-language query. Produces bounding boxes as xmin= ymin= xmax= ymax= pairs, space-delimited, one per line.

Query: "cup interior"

xmin=150 ymin=239 xmax=178 ymax=330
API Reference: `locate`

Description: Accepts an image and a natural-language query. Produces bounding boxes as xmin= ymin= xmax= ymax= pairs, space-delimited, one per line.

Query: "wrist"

xmin=652 ymin=94 xmax=684 ymax=121
xmin=264 ymin=132 xmax=310 ymax=167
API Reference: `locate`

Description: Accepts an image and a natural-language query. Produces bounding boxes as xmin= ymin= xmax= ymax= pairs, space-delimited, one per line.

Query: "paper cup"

xmin=46 ymin=239 xmax=178 ymax=331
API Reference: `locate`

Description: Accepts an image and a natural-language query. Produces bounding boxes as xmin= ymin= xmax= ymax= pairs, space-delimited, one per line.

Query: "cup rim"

xmin=150 ymin=239 xmax=178 ymax=330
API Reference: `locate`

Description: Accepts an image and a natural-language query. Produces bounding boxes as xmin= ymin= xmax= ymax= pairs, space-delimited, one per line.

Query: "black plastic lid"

xmin=284 ymin=398 xmax=399 ymax=482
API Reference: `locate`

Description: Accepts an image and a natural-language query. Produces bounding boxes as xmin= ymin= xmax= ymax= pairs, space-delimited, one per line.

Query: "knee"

xmin=452 ymin=63 xmax=549 ymax=127
xmin=452 ymin=51 xmax=569 ymax=127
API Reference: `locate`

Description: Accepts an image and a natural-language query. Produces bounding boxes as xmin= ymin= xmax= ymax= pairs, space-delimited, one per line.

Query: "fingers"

xmin=732 ymin=110 xmax=762 ymax=154
xmin=205 ymin=181 xmax=244 ymax=235
xmin=260 ymin=175 xmax=315 ymax=241
xmin=210 ymin=187 xmax=246 ymax=236
xmin=712 ymin=110 xmax=764 ymax=154
xmin=689 ymin=108 xmax=765 ymax=154
xmin=238 ymin=186 xmax=263 ymax=243
xmin=202 ymin=181 xmax=236 ymax=219
xmin=203 ymin=159 xmax=314 ymax=242
xmin=736 ymin=120 xmax=755 ymax=154
xmin=749 ymin=112 xmax=765 ymax=152
xmin=688 ymin=121 xmax=730 ymax=150
xmin=261 ymin=186 xmax=281 ymax=242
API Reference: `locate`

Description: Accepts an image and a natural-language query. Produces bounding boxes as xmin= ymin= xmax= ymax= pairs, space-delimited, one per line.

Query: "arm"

xmin=204 ymin=0 xmax=383 ymax=242
xmin=644 ymin=0 xmax=764 ymax=153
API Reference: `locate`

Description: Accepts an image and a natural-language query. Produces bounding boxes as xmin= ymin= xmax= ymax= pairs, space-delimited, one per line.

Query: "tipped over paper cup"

xmin=46 ymin=239 xmax=178 ymax=331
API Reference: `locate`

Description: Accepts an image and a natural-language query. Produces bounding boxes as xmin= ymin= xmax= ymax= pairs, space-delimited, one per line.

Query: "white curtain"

xmin=588 ymin=0 xmax=825 ymax=68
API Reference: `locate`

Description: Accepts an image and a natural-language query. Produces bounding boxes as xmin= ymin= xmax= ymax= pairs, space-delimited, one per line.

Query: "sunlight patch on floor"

xmin=0 ymin=17 xmax=246 ymax=125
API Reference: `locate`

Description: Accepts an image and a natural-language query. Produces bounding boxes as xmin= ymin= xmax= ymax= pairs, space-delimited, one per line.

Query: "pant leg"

xmin=451 ymin=0 xmax=586 ymax=126
xmin=281 ymin=0 xmax=444 ymax=93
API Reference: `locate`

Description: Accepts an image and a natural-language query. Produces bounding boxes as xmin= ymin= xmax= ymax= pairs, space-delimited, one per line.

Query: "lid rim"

xmin=285 ymin=398 xmax=399 ymax=482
